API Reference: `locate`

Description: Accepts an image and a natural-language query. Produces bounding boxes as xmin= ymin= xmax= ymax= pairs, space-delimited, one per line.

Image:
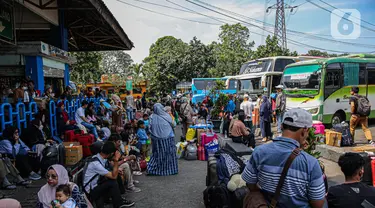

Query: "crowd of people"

xmin=0 ymin=87 xmax=182 ymax=208
xmin=0 ymin=82 xmax=374 ymax=208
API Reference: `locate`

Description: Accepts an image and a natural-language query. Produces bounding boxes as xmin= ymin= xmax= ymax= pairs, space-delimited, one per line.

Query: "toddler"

xmin=51 ymin=184 xmax=77 ymax=208
xmin=136 ymin=120 xmax=150 ymax=159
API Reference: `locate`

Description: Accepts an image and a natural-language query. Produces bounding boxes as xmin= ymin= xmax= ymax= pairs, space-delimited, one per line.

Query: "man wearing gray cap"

xmin=275 ymin=85 xmax=286 ymax=135
xmin=242 ymin=108 xmax=326 ymax=208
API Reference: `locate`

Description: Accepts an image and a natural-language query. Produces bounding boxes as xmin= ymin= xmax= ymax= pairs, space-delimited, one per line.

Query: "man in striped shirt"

xmin=242 ymin=108 xmax=326 ymax=208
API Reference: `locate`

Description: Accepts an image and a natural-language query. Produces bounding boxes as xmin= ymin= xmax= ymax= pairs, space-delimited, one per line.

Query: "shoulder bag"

xmin=243 ymin=148 xmax=301 ymax=208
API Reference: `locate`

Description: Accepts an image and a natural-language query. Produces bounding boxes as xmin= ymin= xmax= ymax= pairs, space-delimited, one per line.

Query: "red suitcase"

xmin=75 ymin=134 xmax=95 ymax=157
xmin=64 ymin=130 xmax=84 ymax=142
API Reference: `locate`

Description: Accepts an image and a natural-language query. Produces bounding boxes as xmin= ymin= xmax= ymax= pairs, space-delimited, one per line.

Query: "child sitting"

xmin=52 ymin=184 xmax=77 ymax=208
xmin=136 ymin=120 xmax=150 ymax=159
xmin=100 ymin=120 xmax=111 ymax=141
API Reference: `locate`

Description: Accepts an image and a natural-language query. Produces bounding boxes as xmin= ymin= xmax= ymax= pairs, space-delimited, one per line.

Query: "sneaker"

xmin=126 ymin=186 xmax=141 ymax=193
xmin=133 ymin=171 xmax=142 ymax=176
xmin=119 ymin=200 xmax=135 ymax=207
xmin=29 ymin=172 xmax=41 ymax=181
xmin=133 ymin=180 xmax=140 ymax=184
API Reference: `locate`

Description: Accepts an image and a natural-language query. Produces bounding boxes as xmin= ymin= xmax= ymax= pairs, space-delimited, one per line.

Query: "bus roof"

xmin=243 ymin=56 xmax=299 ymax=63
xmin=285 ymin=54 xmax=375 ymax=69
xmin=192 ymin=77 xmax=227 ymax=80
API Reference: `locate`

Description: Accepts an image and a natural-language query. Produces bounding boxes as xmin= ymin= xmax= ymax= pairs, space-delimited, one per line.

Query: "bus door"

xmin=366 ymin=63 xmax=375 ymax=109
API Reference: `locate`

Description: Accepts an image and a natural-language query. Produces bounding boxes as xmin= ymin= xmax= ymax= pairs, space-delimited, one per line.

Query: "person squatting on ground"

xmin=327 ymin=152 xmax=375 ymax=207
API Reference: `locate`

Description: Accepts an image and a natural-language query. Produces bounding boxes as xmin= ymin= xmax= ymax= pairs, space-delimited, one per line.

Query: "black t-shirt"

xmin=327 ymin=182 xmax=375 ymax=208
xmin=349 ymin=96 xmax=359 ymax=115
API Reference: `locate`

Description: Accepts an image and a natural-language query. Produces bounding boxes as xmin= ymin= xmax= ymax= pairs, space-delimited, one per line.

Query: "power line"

xmin=306 ymin=0 xmax=375 ymax=33
xmin=186 ymin=0 xmax=373 ymax=53
xmin=114 ymin=0 xmax=221 ymax=25
xmin=317 ymin=0 xmax=375 ymax=28
xmin=190 ymin=0 xmax=375 ymax=48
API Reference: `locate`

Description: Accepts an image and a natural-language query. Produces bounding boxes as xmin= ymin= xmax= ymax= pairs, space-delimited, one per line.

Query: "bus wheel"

xmin=331 ymin=112 xmax=345 ymax=126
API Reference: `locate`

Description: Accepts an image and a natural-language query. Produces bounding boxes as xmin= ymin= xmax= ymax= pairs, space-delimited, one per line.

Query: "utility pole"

xmin=266 ymin=0 xmax=297 ymax=50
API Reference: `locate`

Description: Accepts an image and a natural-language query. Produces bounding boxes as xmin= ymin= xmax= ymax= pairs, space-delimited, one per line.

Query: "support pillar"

xmin=64 ymin=63 xmax=70 ymax=87
xmin=25 ymin=56 xmax=44 ymax=95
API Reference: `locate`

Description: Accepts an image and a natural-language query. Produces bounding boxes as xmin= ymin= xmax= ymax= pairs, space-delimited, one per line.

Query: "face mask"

xmin=23 ymin=87 xmax=28 ymax=90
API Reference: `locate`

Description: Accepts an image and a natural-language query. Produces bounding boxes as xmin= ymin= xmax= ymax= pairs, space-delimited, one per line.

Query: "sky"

xmin=104 ymin=0 xmax=375 ymax=63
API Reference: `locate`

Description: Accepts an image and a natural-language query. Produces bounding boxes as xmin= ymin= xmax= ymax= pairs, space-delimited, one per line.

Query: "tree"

xmin=210 ymin=23 xmax=254 ymax=77
xmin=142 ymin=36 xmax=188 ymax=92
xmin=253 ymin=35 xmax=298 ymax=59
xmin=180 ymin=36 xmax=215 ymax=79
xmin=69 ymin=52 xmax=103 ymax=85
xmin=130 ymin=63 xmax=144 ymax=88
xmin=101 ymin=51 xmax=133 ymax=75
xmin=307 ymin=50 xmax=329 ymax=57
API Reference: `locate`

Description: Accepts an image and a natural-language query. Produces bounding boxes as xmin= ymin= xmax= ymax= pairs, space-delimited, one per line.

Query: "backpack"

xmin=356 ymin=95 xmax=371 ymax=116
xmin=40 ymin=143 xmax=65 ymax=176
xmin=203 ymin=183 xmax=232 ymax=208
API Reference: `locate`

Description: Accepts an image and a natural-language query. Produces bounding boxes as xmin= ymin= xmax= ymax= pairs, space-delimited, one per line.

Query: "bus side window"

xmin=359 ymin=63 xmax=366 ymax=85
xmin=324 ymin=63 xmax=342 ymax=99
xmin=367 ymin=63 xmax=375 ymax=85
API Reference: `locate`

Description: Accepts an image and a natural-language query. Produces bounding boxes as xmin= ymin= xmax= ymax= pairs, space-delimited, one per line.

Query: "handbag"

xmin=243 ymin=148 xmax=301 ymax=208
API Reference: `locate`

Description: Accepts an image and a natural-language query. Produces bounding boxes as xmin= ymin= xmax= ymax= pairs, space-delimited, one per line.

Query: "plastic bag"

xmin=205 ymin=139 xmax=219 ymax=157
xmin=186 ymin=128 xmax=196 ymax=141
xmin=176 ymin=142 xmax=187 ymax=159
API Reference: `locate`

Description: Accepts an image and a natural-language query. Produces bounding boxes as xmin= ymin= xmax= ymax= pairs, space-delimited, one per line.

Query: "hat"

xmin=282 ymin=108 xmax=313 ymax=128
xmin=275 ymin=85 xmax=284 ymax=89
xmin=243 ymin=94 xmax=249 ymax=98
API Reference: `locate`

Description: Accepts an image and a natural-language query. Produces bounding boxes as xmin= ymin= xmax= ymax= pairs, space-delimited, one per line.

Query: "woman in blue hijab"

xmin=147 ymin=103 xmax=178 ymax=176
xmin=260 ymin=96 xmax=272 ymax=142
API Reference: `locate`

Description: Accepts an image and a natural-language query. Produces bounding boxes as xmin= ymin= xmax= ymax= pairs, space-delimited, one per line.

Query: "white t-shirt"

xmin=83 ymin=154 xmax=109 ymax=193
xmin=240 ymin=101 xmax=254 ymax=121
xmin=75 ymin=107 xmax=85 ymax=124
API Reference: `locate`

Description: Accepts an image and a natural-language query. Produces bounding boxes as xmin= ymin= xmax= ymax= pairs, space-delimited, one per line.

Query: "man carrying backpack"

xmin=349 ymin=86 xmax=373 ymax=144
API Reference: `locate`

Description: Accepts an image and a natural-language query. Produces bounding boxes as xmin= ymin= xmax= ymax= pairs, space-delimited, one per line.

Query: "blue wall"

xmin=25 ymin=56 xmax=44 ymax=95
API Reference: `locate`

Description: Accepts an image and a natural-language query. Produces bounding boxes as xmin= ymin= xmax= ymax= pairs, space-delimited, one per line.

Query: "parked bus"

xmin=191 ymin=77 xmax=237 ymax=104
xmin=281 ymin=54 xmax=375 ymax=125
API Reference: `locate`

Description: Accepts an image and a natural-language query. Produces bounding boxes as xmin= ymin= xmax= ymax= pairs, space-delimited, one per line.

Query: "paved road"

xmin=4 ymin=123 xmax=374 ymax=207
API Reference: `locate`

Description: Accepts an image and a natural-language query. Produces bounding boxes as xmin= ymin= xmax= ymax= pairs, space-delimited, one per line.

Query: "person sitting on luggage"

xmin=229 ymin=110 xmax=255 ymax=149
xmin=56 ymin=102 xmax=77 ymax=139
xmin=75 ymin=100 xmax=99 ymax=141
xmin=136 ymin=120 xmax=150 ymax=159
xmin=37 ymin=164 xmax=88 ymax=208
xmin=83 ymin=141 xmax=135 ymax=208
xmin=108 ymin=134 xmax=141 ymax=193
xmin=0 ymin=126 xmax=41 ymax=181
xmin=327 ymin=152 xmax=375 ymax=207
xmin=198 ymin=103 xmax=208 ymax=121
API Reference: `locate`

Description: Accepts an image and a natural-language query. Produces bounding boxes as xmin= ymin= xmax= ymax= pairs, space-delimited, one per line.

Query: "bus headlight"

xmin=308 ymin=107 xmax=319 ymax=115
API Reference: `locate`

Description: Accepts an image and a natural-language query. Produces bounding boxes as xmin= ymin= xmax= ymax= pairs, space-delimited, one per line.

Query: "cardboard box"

xmin=352 ymin=145 xmax=375 ymax=152
xmin=197 ymin=129 xmax=205 ymax=145
xmin=63 ymin=142 xmax=83 ymax=166
xmin=325 ymin=130 xmax=342 ymax=147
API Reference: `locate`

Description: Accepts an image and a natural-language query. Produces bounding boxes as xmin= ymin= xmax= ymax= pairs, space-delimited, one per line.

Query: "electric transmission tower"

xmin=266 ymin=0 xmax=297 ymax=50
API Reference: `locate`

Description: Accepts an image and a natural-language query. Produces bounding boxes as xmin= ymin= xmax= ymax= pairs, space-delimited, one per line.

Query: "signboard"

xmin=240 ymin=60 xmax=272 ymax=74
xmin=126 ymin=80 xmax=132 ymax=91
xmin=0 ymin=1 xmax=13 ymax=41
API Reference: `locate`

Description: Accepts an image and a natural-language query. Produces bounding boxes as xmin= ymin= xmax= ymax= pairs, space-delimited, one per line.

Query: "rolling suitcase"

xmin=75 ymin=134 xmax=95 ymax=157
xmin=206 ymin=156 xmax=218 ymax=186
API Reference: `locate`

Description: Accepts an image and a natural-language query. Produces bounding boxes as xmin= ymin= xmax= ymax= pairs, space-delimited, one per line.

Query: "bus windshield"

xmin=282 ymin=64 xmax=321 ymax=97
xmin=240 ymin=59 xmax=272 ymax=74
xmin=193 ymin=80 xmax=206 ymax=90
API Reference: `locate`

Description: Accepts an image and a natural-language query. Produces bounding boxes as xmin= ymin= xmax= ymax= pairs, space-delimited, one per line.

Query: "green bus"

xmin=282 ymin=54 xmax=375 ymax=125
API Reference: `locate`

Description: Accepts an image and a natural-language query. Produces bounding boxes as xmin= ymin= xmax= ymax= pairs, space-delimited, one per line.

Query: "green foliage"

xmin=69 ymin=52 xmax=103 ymax=85
xmin=209 ymin=80 xmax=226 ymax=98
xmin=210 ymin=24 xmax=254 ymax=77
xmin=211 ymin=93 xmax=230 ymax=119
xmin=304 ymin=128 xmax=322 ymax=159
xmin=101 ymin=51 xmax=133 ymax=75
xmin=253 ymin=35 xmax=298 ymax=59
xmin=307 ymin=50 xmax=349 ymax=57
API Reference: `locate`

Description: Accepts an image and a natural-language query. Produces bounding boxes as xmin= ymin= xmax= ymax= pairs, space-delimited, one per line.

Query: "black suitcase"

xmin=41 ymin=143 xmax=65 ymax=176
xmin=206 ymin=156 xmax=218 ymax=187
xmin=359 ymin=152 xmax=373 ymax=186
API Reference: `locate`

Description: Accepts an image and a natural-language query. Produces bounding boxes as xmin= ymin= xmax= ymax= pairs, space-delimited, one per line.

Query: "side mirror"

xmin=261 ymin=76 xmax=266 ymax=87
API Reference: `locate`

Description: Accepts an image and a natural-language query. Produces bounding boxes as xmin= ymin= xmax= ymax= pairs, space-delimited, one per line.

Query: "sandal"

xmin=3 ymin=184 xmax=16 ymax=190
xmin=17 ymin=180 xmax=31 ymax=186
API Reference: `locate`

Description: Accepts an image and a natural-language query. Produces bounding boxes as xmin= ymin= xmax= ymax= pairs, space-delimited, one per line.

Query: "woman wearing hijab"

xmin=37 ymin=164 xmax=90 ymax=208
xmin=260 ymin=95 xmax=272 ymax=142
xmin=147 ymin=103 xmax=178 ymax=176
